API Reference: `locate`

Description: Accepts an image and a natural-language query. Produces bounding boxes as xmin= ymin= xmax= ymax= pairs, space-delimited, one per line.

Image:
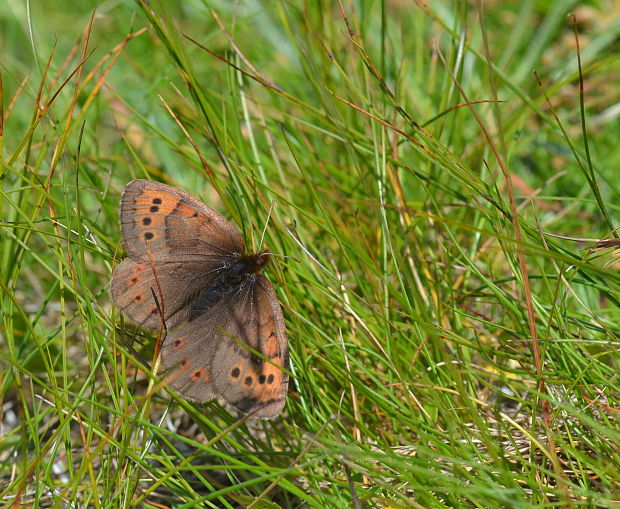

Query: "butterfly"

xmin=111 ymin=179 xmax=289 ymax=418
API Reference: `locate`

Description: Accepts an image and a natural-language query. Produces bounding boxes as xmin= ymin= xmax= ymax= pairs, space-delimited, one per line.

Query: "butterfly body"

xmin=188 ymin=252 xmax=270 ymax=320
xmin=111 ymin=180 xmax=289 ymax=418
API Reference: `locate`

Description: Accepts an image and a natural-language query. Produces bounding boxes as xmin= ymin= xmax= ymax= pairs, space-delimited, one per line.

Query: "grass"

xmin=1 ymin=0 xmax=620 ymax=507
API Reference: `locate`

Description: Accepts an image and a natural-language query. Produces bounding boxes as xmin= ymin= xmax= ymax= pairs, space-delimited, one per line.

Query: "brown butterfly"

xmin=111 ymin=179 xmax=289 ymax=418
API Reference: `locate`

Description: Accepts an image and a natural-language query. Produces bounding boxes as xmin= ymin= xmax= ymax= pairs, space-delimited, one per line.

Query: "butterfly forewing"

xmin=161 ymin=275 xmax=289 ymax=418
xmin=120 ymin=179 xmax=244 ymax=262
xmin=213 ymin=274 xmax=289 ymax=418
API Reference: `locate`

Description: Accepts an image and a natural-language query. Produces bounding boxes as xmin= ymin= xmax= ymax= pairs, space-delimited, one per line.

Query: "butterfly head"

xmin=246 ymin=251 xmax=271 ymax=273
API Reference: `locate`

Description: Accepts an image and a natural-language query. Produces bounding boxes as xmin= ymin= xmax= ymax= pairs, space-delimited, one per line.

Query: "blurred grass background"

xmin=1 ymin=0 xmax=620 ymax=507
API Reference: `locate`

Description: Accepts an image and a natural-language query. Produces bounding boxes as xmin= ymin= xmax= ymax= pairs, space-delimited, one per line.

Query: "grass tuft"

xmin=1 ymin=1 xmax=619 ymax=507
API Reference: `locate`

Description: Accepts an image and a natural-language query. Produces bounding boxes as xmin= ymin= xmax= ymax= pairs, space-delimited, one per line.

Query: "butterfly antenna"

xmin=269 ymin=252 xmax=300 ymax=263
xmin=259 ymin=200 xmax=275 ymax=251
xmin=259 ymin=202 xmax=299 ymax=263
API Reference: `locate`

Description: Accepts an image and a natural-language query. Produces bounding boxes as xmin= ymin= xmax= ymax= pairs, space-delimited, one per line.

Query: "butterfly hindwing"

xmin=111 ymin=258 xmax=226 ymax=329
xmin=159 ymin=313 xmax=218 ymax=401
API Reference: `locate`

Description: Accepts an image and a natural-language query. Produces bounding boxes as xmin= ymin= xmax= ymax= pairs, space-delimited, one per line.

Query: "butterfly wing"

xmin=112 ymin=179 xmax=245 ymax=329
xmin=212 ymin=274 xmax=289 ymax=418
xmin=111 ymin=258 xmax=226 ymax=329
xmin=161 ymin=275 xmax=289 ymax=418
xmin=120 ymin=179 xmax=244 ymax=262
